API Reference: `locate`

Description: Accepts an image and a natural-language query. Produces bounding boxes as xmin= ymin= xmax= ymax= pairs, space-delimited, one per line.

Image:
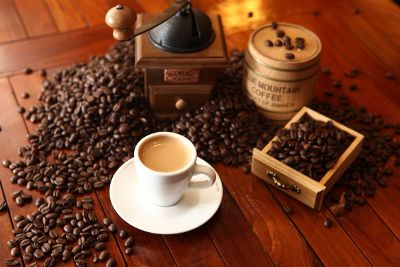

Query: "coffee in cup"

xmin=139 ymin=135 xmax=191 ymax=172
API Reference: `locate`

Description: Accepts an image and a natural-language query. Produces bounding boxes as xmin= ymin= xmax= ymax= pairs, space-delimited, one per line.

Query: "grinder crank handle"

xmin=105 ymin=0 xmax=190 ymax=41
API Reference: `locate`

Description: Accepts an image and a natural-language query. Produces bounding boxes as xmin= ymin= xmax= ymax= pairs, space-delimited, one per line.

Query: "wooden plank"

xmin=78 ymin=0 xmax=110 ymax=27
xmin=14 ymin=0 xmax=58 ymax=37
xmin=335 ymin=203 xmax=400 ymax=266
xmin=206 ymin=191 xmax=275 ymax=267
xmin=10 ymin=70 xmax=178 ymax=267
xmin=0 ymin=0 xmax=26 ymax=43
xmin=214 ymin=164 xmax=321 ymax=267
xmin=270 ymin=187 xmax=371 ymax=266
xmin=0 ymin=25 xmax=114 ymax=77
xmin=163 ymin=228 xmax=226 ymax=267
xmin=44 ymin=0 xmax=88 ymax=32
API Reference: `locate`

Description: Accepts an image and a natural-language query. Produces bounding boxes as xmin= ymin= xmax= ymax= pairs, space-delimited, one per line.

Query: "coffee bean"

xmin=2 ymin=159 xmax=11 ymax=168
xmin=349 ymin=84 xmax=358 ymax=91
xmin=274 ymin=40 xmax=282 ymax=47
xmin=313 ymin=10 xmax=320 ymax=16
xmin=40 ymin=69 xmax=47 ymax=77
xmin=264 ymin=40 xmax=273 ymax=47
xmin=103 ymin=217 xmax=112 ymax=226
xmin=24 ymin=67 xmax=33 ymax=75
xmin=282 ymin=205 xmax=293 ymax=214
xmin=323 ymin=218 xmax=332 ymax=228
xmin=95 ymin=242 xmax=106 ymax=251
xmin=21 ymin=92 xmax=30 ymax=99
xmin=125 ymin=247 xmax=134 ymax=255
xmin=7 ymin=240 xmax=16 ymax=248
xmin=4 ymin=258 xmax=19 ymax=266
xmin=99 ymin=250 xmax=109 ymax=261
xmin=15 ymin=196 xmax=24 ymax=206
xmin=321 ymin=68 xmax=331 ymax=75
xmin=10 ymin=247 xmax=20 ymax=257
xmin=125 ymin=237 xmax=134 ymax=247
xmin=332 ymin=80 xmax=342 ymax=88
xmin=285 ymin=53 xmax=295 ymax=60
xmin=385 ymin=72 xmax=395 ymax=80
xmin=17 ymin=106 xmax=26 ymax=114
xmin=108 ymin=224 xmax=117 ymax=233
xmin=271 ymin=21 xmax=278 ymax=29
xmin=242 ymin=164 xmax=251 ymax=174
xmin=276 ymin=30 xmax=285 ymax=38
xmin=119 ymin=230 xmax=129 ymax=239
xmin=0 ymin=201 xmax=7 ymax=211
xmin=106 ymin=258 xmax=116 ymax=267
xmin=352 ymin=8 xmax=360 ymax=15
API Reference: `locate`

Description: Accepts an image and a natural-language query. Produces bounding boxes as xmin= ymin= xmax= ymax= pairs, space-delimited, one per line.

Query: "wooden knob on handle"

xmin=175 ymin=99 xmax=189 ymax=111
xmin=105 ymin=5 xmax=137 ymax=41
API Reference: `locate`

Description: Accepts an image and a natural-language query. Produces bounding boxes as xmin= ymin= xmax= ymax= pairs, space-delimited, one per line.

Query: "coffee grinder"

xmin=105 ymin=0 xmax=228 ymax=118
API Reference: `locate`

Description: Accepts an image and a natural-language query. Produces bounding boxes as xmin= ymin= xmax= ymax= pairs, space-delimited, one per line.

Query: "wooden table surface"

xmin=0 ymin=0 xmax=399 ymax=266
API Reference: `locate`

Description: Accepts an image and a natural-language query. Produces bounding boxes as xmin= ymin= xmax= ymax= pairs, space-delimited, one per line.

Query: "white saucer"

xmin=109 ymin=157 xmax=223 ymax=234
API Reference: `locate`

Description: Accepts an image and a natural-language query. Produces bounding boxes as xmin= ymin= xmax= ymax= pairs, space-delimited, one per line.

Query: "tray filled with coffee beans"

xmin=251 ymin=107 xmax=364 ymax=209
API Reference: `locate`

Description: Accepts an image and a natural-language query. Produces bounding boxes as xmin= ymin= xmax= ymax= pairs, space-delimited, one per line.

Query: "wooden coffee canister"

xmin=243 ymin=23 xmax=322 ymax=120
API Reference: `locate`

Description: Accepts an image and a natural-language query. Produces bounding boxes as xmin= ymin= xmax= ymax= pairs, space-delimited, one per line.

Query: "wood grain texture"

xmin=44 ymin=0 xmax=88 ymax=32
xmin=270 ymin=188 xmax=371 ymax=266
xmin=78 ymin=0 xmax=110 ymax=27
xmin=0 ymin=25 xmax=114 ymax=76
xmin=14 ymin=0 xmax=58 ymax=37
xmin=214 ymin=164 xmax=320 ymax=267
xmin=0 ymin=0 xmax=26 ymax=43
xmin=206 ymin=192 xmax=275 ymax=267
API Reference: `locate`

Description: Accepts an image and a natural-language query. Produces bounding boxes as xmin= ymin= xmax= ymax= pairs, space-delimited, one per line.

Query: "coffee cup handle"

xmin=188 ymin=163 xmax=216 ymax=190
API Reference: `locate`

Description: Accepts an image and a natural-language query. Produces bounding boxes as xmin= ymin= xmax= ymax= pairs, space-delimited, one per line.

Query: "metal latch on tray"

xmin=267 ymin=171 xmax=301 ymax=194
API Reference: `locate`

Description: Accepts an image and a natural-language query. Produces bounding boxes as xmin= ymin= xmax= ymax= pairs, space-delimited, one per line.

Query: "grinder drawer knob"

xmin=175 ymin=99 xmax=189 ymax=111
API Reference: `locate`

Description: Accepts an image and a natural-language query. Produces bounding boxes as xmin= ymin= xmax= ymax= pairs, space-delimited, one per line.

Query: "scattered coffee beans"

xmin=349 ymin=84 xmax=358 ymax=91
xmin=323 ymin=218 xmax=332 ymax=228
xmin=385 ymin=72 xmax=395 ymax=80
xmin=40 ymin=69 xmax=47 ymax=77
xmin=0 ymin=201 xmax=7 ymax=211
xmin=17 ymin=106 xmax=25 ymax=114
xmin=24 ymin=68 xmax=33 ymax=75
xmin=242 ymin=164 xmax=251 ymax=174
xmin=283 ymin=205 xmax=293 ymax=214
xmin=21 ymin=92 xmax=30 ymax=99
xmin=271 ymin=21 xmax=278 ymax=29
xmin=321 ymin=68 xmax=331 ymax=75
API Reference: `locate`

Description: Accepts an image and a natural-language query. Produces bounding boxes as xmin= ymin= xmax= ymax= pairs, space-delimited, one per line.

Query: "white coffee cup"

xmin=134 ymin=132 xmax=216 ymax=207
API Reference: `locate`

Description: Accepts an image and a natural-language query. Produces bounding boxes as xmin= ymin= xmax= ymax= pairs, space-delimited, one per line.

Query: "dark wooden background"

xmin=0 ymin=0 xmax=399 ymax=266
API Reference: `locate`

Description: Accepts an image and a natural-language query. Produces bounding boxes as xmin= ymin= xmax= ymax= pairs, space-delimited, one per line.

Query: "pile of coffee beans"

xmin=267 ymin=114 xmax=354 ymax=180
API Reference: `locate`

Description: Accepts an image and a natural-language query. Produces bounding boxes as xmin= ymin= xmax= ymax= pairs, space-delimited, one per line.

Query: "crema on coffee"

xmin=139 ymin=136 xmax=191 ymax=172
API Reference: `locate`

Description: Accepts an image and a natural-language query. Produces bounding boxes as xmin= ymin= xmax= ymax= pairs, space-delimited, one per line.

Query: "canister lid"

xmin=248 ymin=23 xmax=321 ymax=70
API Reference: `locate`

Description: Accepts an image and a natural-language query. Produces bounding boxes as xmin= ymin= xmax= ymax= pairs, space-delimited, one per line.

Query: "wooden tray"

xmin=251 ymin=107 xmax=364 ymax=209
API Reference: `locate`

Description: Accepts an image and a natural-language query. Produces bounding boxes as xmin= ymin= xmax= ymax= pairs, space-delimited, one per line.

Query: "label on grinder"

xmin=164 ymin=69 xmax=200 ymax=83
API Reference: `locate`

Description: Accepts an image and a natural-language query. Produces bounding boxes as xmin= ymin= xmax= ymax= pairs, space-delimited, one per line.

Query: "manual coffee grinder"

xmin=105 ymin=0 xmax=228 ymax=118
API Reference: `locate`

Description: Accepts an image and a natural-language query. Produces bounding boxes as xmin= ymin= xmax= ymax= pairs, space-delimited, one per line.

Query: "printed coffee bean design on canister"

xmin=243 ymin=22 xmax=322 ymax=120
